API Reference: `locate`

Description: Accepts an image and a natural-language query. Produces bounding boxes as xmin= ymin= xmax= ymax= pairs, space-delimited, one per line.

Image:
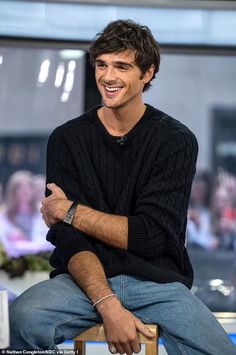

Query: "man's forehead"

xmin=96 ymin=50 xmax=136 ymax=63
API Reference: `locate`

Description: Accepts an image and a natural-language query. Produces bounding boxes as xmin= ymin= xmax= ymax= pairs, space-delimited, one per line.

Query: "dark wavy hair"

xmin=90 ymin=19 xmax=161 ymax=92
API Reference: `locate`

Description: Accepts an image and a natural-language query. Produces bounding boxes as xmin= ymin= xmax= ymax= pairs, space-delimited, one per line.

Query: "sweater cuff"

xmin=128 ymin=216 xmax=147 ymax=256
xmin=47 ymin=223 xmax=95 ymax=265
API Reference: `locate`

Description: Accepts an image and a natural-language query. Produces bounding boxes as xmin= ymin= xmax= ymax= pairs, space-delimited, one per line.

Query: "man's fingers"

xmin=108 ymin=343 xmax=118 ymax=354
xmin=134 ymin=318 xmax=155 ymax=338
xmin=47 ymin=183 xmax=56 ymax=190
xmin=130 ymin=338 xmax=141 ymax=354
xmin=115 ymin=342 xmax=128 ymax=355
xmin=108 ymin=338 xmax=140 ymax=355
xmin=108 ymin=342 xmax=125 ymax=354
xmin=47 ymin=183 xmax=60 ymax=194
xmin=47 ymin=183 xmax=66 ymax=198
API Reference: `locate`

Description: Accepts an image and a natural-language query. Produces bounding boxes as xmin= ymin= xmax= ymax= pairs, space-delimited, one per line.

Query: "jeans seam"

xmin=177 ymin=342 xmax=190 ymax=355
xmin=121 ymin=274 xmax=125 ymax=304
xmin=161 ymin=330 xmax=190 ymax=355
xmin=132 ymin=311 xmax=154 ymax=324
xmin=54 ymin=314 xmax=98 ymax=327
xmin=52 ymin=314 xmax=100 ymax=347
xmin=47 ymin=315 xmax=85 ymax=348
xmin=133 ymin=312 xmax=191 ymax=355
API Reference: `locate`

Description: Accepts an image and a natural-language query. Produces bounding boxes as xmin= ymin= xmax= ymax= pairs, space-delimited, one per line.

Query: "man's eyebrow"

xmin=114 ymin=61 xmax=134 ymax=68
xmin=95 ymin=59 xmax=105 ymax=64
xmin=95 ymin=59 xmax=135 ymax=68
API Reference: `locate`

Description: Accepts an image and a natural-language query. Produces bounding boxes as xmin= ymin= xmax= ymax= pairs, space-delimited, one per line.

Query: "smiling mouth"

xmin=104 ymin=85 xmax=122 ymax=95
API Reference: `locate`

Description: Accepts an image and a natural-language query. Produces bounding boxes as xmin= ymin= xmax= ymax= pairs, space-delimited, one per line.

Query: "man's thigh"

xmin=10 ymin=274 xmax=102 ymax=347
xmin=118 ymin=276 xmax=234 ymax=355
xmin=118 ymin=276 xmax=220 ymax=331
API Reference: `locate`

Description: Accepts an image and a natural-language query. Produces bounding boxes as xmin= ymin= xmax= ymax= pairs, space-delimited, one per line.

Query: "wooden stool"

xmin=74 ymin=323 xmax=159 ymax=355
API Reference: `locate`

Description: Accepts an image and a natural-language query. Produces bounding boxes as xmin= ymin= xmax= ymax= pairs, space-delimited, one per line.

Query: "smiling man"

xmin=94 ymin=50 xmax=154 ymax=139
xmin=9 ymin=20 xmax=235 ymax=355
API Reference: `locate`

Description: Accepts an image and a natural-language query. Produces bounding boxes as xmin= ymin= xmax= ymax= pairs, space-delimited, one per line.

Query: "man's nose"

xmin=103 ymin=66 xmax=116 ymax=81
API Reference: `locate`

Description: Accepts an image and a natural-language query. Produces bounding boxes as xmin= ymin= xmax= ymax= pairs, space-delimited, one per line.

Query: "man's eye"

xmin=117 ymin=65 xmax=128 ymax=70
xmin=96 ymin=63 xmax=106 ymax=68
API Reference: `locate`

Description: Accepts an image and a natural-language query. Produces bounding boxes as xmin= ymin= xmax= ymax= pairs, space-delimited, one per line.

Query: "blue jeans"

xmin=9 ymin=274 xmax=236 ymax=354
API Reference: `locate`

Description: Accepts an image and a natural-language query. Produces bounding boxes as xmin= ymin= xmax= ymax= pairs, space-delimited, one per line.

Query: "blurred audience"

xmin=187 ymin=171 xmax=219 ymax=250
xmin=0 ymin=182 xmax=3 ymax=210
xmin=187 ymin=169 xmax=236 ymax=251
xmin=211 ymin=170 xmax=236 ymax=250
xmin=33 ymin=174 xmax=47 ymax=209
xmin=0 ymin=170 xmax=51 ymax=258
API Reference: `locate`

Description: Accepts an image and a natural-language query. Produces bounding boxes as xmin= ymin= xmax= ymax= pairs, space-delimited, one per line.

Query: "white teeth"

xmin=105 ymin=86 xmax=120 ymax=92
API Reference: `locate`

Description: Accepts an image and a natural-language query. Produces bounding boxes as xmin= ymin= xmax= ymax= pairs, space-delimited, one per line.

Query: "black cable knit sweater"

xmin=46 ymin=104 xmax=198 ymax=289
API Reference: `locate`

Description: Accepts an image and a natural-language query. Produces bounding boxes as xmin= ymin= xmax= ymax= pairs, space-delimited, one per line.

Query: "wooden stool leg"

xmin=145 ymin=342 xmax=158 ymax=355
xmin=74 ymin=340 xmax=86 ymax=355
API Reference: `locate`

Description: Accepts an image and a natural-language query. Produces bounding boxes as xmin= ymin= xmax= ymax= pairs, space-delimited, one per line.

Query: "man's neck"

xmin=98 ymin=103 xmax=146 ymax=137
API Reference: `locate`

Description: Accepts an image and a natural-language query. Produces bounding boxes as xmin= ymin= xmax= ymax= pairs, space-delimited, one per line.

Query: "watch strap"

xmin=63 ymin=201 xmax=78 ymax=225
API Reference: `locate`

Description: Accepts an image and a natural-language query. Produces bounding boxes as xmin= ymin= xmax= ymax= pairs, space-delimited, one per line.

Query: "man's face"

xmin=95 ymin=50 xmax=149 ymax=110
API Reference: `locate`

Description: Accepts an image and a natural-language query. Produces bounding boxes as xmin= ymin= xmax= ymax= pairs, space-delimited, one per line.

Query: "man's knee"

xmin=10 ymin=296 xmax=54 ymax=350
xmin=10 ymin=298 xmax=37 ymax=333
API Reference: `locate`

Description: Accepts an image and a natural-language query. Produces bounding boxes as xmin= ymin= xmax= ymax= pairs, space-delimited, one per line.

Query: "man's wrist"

xmin=93 ymin=293 xmax=117 ymax=308
xmin=63 ymin=201 xmax=79 ymax=225
xmin=96 ymin=294 xmax=122 ymax=315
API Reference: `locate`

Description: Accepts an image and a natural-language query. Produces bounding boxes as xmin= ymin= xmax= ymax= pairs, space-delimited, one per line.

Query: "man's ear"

xmin=143 ymin=65 xmax=155 ymax=84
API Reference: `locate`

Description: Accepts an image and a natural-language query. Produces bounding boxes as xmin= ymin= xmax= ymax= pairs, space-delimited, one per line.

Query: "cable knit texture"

xmin=46 ymin=104 xmax=198 ymax=289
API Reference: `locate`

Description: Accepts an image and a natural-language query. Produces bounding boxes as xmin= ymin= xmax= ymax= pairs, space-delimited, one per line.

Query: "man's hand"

xmin=40 ymin=183 xmax=71 ymax=227
xmin=96 ymin=297 xmax=155 ymax=355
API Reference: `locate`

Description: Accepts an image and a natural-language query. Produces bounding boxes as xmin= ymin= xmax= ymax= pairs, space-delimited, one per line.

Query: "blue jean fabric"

xmin=9 ymin=274 xmax=236 ymax=354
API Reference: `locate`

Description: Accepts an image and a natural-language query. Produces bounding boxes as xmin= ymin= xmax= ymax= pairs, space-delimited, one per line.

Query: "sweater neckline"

xmin=91 ymin=104 xmax=154 ymax=144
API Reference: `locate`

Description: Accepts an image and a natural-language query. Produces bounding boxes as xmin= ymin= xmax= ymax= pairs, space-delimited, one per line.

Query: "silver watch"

xmin=63 ymin=201 xmax=78 ymax=225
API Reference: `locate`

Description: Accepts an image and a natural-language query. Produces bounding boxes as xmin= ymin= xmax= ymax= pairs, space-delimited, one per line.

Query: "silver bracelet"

xmin=92 ymin=293 xmax=117 ymax=308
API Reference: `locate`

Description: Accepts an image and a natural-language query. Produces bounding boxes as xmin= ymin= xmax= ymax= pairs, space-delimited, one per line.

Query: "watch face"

xmin=63 ymin=213 xmax=73 ymax=225
xmin=63 ymin=202 xmax=78 ymax=225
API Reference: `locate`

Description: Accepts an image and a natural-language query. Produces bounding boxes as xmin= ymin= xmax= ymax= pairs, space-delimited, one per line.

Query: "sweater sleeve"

xmin=128 ymin=130 xmax=198 ymax=260
xmin=45 ymin=127 xmax=96 ymax=266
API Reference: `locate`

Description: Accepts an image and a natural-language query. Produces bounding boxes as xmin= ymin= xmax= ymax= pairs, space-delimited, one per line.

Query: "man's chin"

xmin=102 ymin=100 xmax=124 ymax=110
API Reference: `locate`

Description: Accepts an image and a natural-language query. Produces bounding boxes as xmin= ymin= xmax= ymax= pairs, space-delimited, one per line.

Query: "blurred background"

xmin=0 ymin=0 xmax=236 ymax=342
